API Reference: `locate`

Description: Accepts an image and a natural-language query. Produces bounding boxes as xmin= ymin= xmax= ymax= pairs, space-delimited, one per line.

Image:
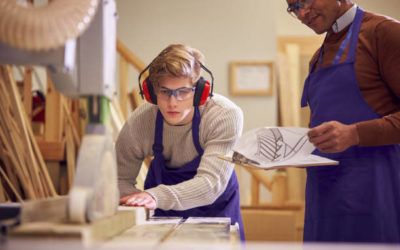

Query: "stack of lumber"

xmin=0 ymin=65 xmax=56 ymax=202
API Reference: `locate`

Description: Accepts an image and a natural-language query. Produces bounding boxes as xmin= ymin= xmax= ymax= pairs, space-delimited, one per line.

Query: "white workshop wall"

xmin=116 ymin=0 xmax=278 ymax=132
xmin=116 ymin=0 xmax=400 ymax=205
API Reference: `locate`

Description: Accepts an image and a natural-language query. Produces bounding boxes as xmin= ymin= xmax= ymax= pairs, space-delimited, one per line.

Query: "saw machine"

xmin=0 ymin=0 xmax=123 ymax=235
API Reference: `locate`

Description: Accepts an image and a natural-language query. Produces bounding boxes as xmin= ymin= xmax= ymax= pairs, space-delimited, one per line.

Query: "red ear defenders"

xmin=138 ymin=62 xmax=214 ymax=106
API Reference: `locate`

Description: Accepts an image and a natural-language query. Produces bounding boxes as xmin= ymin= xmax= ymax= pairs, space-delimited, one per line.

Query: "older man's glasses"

xmin=287 ymin=0 xmax=314 ymax=18
xmin=158 ymin=86 xmax=196 ymax=101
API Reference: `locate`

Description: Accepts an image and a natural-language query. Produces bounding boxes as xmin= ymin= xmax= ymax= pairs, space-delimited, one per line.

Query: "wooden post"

xmin=65 ymin=118 xmax=76 ymax=190
xmin=0 ymin=155 xmax=24 ymax=202
xmin=0 ymin=178 xmax=5 ymax=202
xmin=271 ymin=170 xmax=288 ymax=206
xmin=45 ymin=74 xmax=63 ymax=142
xmin=251 ymin=177 xmax=260 ymax=206
xmin=23 ymin=67 xmax=33 ymax=123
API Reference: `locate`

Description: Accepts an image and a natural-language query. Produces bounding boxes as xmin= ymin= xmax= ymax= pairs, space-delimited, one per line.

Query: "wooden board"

xmin=10 ymin=208 xmax=145 ymax=246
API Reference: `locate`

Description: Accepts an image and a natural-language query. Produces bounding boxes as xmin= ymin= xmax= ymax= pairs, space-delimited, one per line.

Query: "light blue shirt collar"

xmin=332 ymin=4 xmax=357 ymax=33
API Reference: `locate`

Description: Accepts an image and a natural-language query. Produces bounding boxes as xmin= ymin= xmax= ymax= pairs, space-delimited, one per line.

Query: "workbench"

xmin=2 ymin=206 xmax=240 ymax=250
xmin=2 ymin=207 xmax=399 ymax=250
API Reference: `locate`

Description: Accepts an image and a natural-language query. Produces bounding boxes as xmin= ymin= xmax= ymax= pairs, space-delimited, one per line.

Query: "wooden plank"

xmin=251 ymin=177 xmax=260 ymax=206
xmin=0 ymin=68 xmax=37 ymax=199
xmin=129 ymin=88 xmax=145 ymax=111
xmin=116 ymin=39 xmax=147 ymax=71
xmin=45 ymin=75 xmax=63 ymax=142
xmin=23 ymin=67 xmax=33 ymax=123
xmin=0 ymin=178 xmax=6 ymax=202
xmin=70 ymin=100 xmax=81 ymax=141
xmin=65 ymin=119 xmax=75 ymax=189
xmin=0 ymin=150 xmax=20 ymax=196
xmin=31 ymin=121 xmax=44 ymax=135
xmin=24 ymin=109 xmax=57 ymax=197
xmin=247 ymin=168 xmax=272 ymax=190
xmin=78 ymin=98 xmax=89 ymax=138
xmin=11 ymin=210 xmax=140 ymax=246
xmin=0 ymin=66 xmax=57 ymax=199
xmin=45 ymin=161 xmax=61 ymax=195
xmin=271 ymin=170 xmax=288 ymax=206
xmin=59 ymin=169 xmax=69 ymax=196
xmin=19 ymin=196 xmax=69 ymax=223
xmin=0 ymin=126 xmax=35 ymax=199
xmin=0 ymin=167 xmax=23 ymax=202
xmin=36 ymin=139 xmax=65 ymax=161
xmin=62 ymin=99 xmax=81 ymax=147
xmin=6 ymin=66 xmax=47 ymax=198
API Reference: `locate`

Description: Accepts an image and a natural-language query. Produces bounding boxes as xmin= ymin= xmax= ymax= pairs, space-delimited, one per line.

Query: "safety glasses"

xmin=287 ymin=0 xmax=315 ymax=18
xmin=158 ymin=86 xmax=196 ymax=101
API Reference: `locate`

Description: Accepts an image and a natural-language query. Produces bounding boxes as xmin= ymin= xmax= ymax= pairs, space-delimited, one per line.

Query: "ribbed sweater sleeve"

xmin=116 ymin=94 xmax=243 ymax=211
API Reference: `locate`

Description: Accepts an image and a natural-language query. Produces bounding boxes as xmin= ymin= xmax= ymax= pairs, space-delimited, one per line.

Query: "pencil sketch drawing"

xmin=232 ymin=127 xmax=315 ymax=165
xmin=255 ymin=128 xmax=309 ymax=162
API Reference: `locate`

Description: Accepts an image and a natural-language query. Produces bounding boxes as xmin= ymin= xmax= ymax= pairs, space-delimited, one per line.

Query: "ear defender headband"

xmin=138 ymin=60 xmax=214 ymax=106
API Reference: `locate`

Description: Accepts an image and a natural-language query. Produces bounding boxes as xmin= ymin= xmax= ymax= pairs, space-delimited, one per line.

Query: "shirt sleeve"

xmin=356 ymin=18 xmax=400 ymax=146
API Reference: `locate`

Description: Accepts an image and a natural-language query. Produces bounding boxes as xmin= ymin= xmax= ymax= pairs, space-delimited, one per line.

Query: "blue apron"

xmin=144 ymin=107 xmax=245 ymax=241
xmin=301 ymin=7 xmax=400 ymax=243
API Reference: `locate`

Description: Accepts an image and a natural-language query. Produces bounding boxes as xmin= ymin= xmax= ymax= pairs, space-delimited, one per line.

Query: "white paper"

xmin=229 ymin=127 xmax=338 ymax=169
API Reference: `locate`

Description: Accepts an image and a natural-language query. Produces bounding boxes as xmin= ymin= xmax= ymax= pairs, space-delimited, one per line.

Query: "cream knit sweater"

xmin=116 ymin=93 xmax=243 ymax=211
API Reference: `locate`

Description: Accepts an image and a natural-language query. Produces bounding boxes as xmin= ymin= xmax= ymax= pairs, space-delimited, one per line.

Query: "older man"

xmin=285 ymin=0 xmax=400 ymax=243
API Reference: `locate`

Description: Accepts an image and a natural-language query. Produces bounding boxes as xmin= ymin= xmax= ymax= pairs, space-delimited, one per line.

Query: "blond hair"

xmin=148 ymin=44 xmax=205 ymax=89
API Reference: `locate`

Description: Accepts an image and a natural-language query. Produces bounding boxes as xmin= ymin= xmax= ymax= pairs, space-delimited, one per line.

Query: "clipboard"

xmin=218 ymin=154 xmax=339 ymax=171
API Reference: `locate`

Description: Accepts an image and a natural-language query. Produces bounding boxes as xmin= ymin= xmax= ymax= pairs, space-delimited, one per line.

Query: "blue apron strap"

xmin=332 ymin=24 xmax=353 ymax=65
xmin=301 ymin=44 xmax=323 ymax=107
xmin=153 ymin=110 xmax=164 ymax=154
xmin=191 ymin=107 xmax=204 ymax=155
xmin=347 ymin=7 xmax=365 ymax=61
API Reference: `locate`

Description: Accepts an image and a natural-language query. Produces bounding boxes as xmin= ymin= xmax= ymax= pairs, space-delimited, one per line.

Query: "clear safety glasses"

xmin=158 ymin=86 xmax=196 ymax=101
xmin=287 ymin=0 xmax=315 ymax=18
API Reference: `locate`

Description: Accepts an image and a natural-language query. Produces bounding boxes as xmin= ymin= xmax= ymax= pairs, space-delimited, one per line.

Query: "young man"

xmin=116 ymin=44 xmax=244 ymax=240
xmin=286 ymin=0 xmax=400 ymax=243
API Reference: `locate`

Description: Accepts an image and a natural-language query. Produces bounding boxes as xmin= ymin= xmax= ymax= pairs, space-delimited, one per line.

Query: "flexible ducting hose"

xmin=0 ymin=0 xmax=99 ymax=51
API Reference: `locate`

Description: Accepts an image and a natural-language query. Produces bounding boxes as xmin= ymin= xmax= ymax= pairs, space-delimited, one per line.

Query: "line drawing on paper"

xmin=254 ymin=128 xmax=309 ymax=162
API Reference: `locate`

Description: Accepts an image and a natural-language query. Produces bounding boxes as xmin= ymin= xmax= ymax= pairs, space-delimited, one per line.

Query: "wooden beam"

xmin=24 ymin=110 xmax=57 ymax=197
xmin=62 ymin=99 xmax=81 ymax=147
xmin=65 ymin=119 xmax=75 ymax=190
xmin=246 ymin=168 xmax=272 ymax=190
xmin=45 ymin=74 xmax=63 ymax=142
xmin=23 ymin=67 xmax=33 ymax=123
xmin=271 ymin=170 xmax=288 ymax=206
xmin=0 ymin=167 xmax=23 ymax=202
xmin=251 ymin=177 xmax=260 ymax=206
xmin=116 ymin=39 xmax=147 ymax=71
xmin=128 ymin=88 xmax=145 ymax=111
xmin=0 ymin=178 xmax=6 ymax=202
xmin=1 ymin=66 xmax=43 ymax=198
xmin=36 ymin=139 xmax=65 ymax=161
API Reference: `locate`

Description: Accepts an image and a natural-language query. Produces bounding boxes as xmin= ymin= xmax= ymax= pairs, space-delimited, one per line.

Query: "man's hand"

xmin=308 ymin=121 xmax=360 ymax=153
xmin=119 ymin=191 xmax=156 ymax=210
